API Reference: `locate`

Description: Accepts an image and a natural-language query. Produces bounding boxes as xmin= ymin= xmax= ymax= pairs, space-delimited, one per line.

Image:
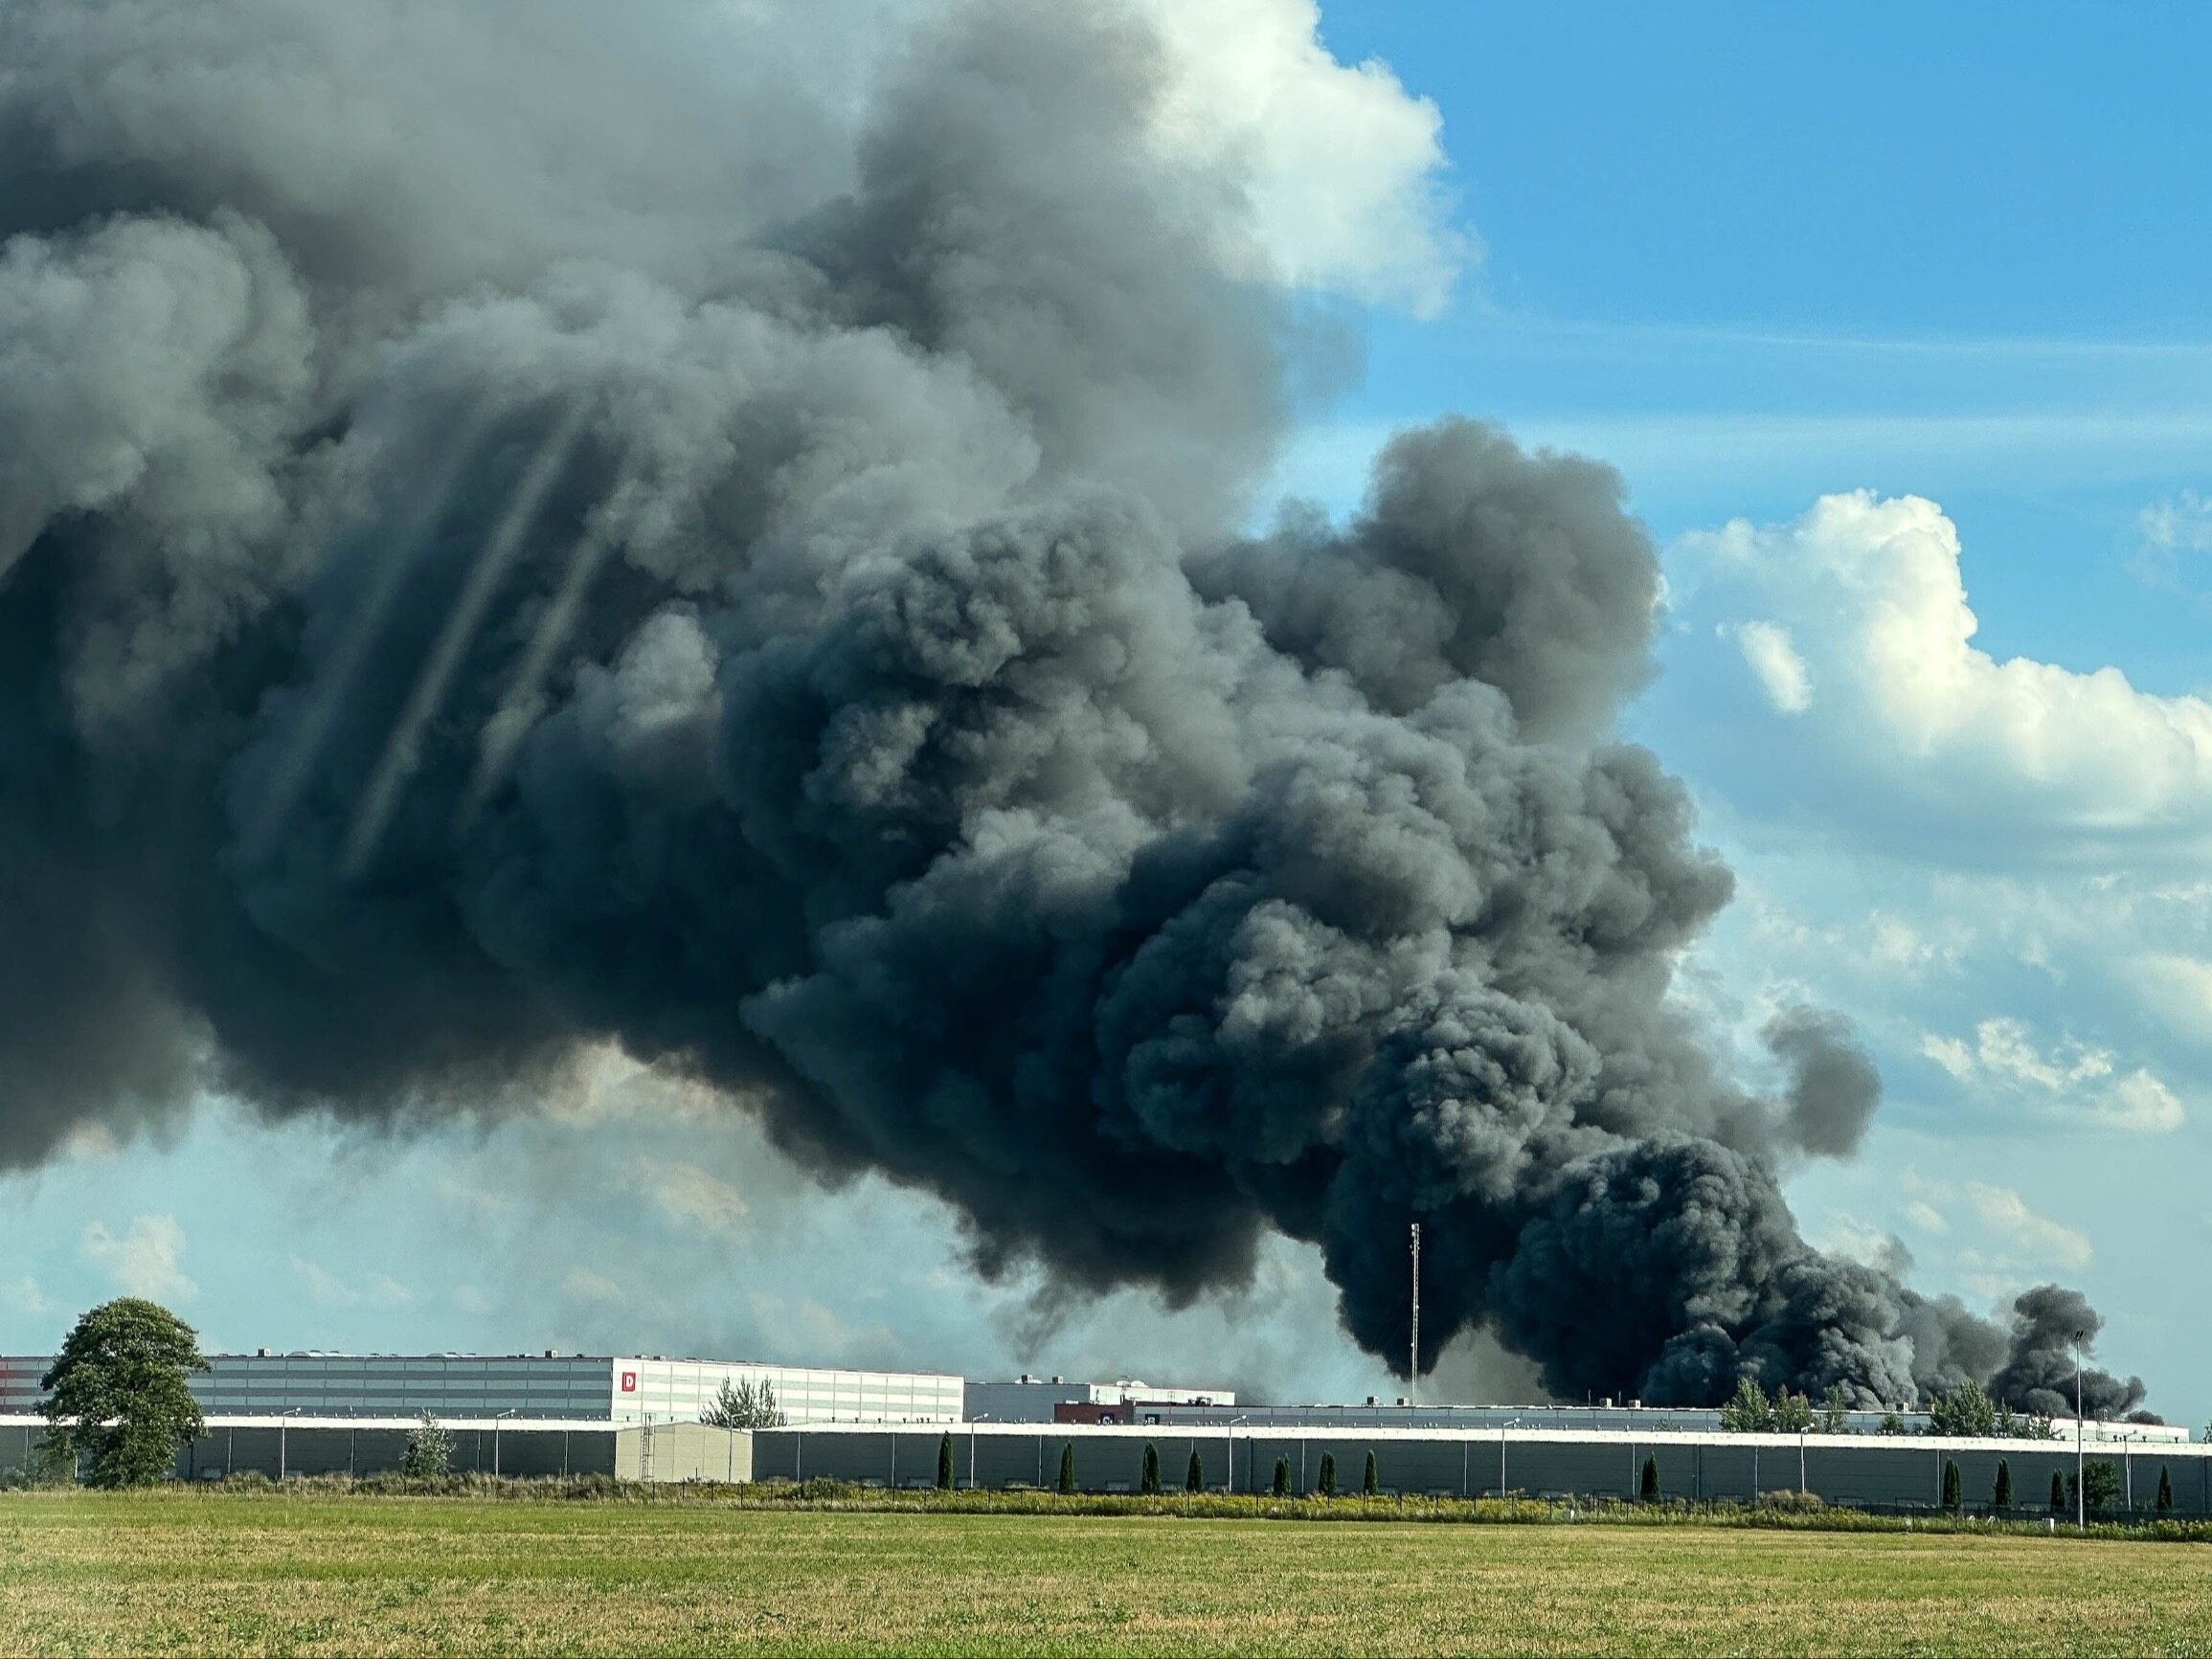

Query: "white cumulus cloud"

xmin=1139 ymin=0 xmax=1465 ymax=315
xmin=1683 ymin=491 xmax=2212 ymax=854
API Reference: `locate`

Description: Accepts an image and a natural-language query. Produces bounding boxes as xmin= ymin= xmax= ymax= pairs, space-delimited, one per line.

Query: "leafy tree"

xmin=700 ymin=1378 xmax=786 ymax=1429
xmin=2050 ymin=1470 xmax=2065 ymax=1513
xmin=1772 ymin=1390 xmax=1816 ymax=1434
xmin=2024 ymin=1414 xmax=2059 ymax=1442
xmin=1057 ymin=1443 xmax=1076 ymax=1494
xmin=1318 ymin=1451 xmax=1338 ymax=1497
xmin=2201 ymin=1423 xmax=2212 ymax=1446
xmin=1718 ymin=1378 xmax=1772 ymax=1432
xmin=401 ymin=1412 xmax=452 ymax=1478
xmin=937 ymin=1432 xmax=954 ymax=1491
xmin=39 ymin=1299 xmax=208 ymax=1488
xmin=1993 ymin=1458 xmax=2012 ymax=1511
xmin=1363 ymin=1450 xmax=1379 ymax=1496
xmin=1140 ymin=1443 xmax=1161 ymax=1495
xmin=1877 ymin=1412 xmax=1907 ymax=1436
xmin=1928 ymin=1382 xmax=1997 ymax=1439
xmin=1272 ymin=1457 xmax=1291 ymax=1497
xmin=1940 ymin=1459 xmax=1962 ymax=1511
xmin=1185 ymin=1448 xmax=1204 ymax=1492
xmin=1818 ymin=1385 xmax=1849 ymax=1435
xmin=2157 ymin=1467 xmax=2175 ymax=1513
xmin=1639 ymin=1456 xmax=1660 ymax=1502
xmin=2068 ymin=1461 xmax=2122 ymax=1515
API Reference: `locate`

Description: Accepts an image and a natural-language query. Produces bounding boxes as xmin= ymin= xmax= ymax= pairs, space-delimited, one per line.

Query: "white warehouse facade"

xmin=0 ymin=1352 xmax=963 ymax=1425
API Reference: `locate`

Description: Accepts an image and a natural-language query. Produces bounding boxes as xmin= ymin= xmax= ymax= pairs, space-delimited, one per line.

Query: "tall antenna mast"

xmin=1409 ymin=1222 xmax=1421 ymax=1407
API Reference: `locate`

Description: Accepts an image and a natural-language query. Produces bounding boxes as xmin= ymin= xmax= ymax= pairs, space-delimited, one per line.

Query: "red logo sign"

xmin=621 ymin=1371 xmax=638 ymax=1393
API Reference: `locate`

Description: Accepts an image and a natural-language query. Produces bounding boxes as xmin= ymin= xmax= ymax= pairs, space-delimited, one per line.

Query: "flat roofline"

xmin=3 ymin=1352 xmax=962 ymax=1377
xmin=769 ymin=1422 xmax=2212 ymax=1454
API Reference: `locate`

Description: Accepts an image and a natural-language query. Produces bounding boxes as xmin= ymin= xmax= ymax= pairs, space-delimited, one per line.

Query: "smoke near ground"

xmin=0 ymin=0 xmax=2148 ymax=1415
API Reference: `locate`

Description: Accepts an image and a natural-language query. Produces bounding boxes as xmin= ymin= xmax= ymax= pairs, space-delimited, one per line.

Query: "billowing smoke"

xmin=0 ymin=0 xmax=2148 ymax=1414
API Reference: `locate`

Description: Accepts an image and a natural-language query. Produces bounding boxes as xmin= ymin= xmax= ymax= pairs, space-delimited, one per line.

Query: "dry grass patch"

xmin=2 ymin=1491 xmax=2209 ymax=1656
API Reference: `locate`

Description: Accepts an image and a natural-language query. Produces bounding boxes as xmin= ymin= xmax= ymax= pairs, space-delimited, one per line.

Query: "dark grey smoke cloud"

xmin=0 ymin=0 xmax=2150 ymax=1416
xmin=1766 ymin=1008 xmax=1881 ymax=1159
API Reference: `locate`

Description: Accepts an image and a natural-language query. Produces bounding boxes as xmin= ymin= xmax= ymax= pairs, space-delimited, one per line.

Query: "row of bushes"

xmin=15 ymin=1469 xmax=2210 ymax=1541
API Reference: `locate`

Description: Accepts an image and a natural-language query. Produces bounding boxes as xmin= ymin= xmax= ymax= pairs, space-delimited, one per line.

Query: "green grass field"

xmin=4 ymin=1491 xmax=2210 ymax=1657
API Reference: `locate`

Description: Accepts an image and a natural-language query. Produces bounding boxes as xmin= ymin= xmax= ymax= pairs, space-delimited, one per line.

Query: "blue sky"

xmin=4 ymin=0 xmax=2206 ymax=1425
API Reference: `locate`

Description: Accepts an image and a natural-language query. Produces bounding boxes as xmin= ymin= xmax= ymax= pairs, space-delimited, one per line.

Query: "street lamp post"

xmin=494 ymin=1409 xmax=519 ymax=1478
xmin=279 ymin=1408 xmax=303 ymax=1482
xmin=2075 ymin=1331 xmax=2086 ymax=1531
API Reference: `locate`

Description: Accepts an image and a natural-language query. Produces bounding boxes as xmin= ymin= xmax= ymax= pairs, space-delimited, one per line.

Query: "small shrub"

xmin=1140 ymin=1444 xmax=1161 ymax=1495
xmin=2051 ymin=1470 xmax=2065 ymax=1513
xmin=1057 ymin=1444 xmax=1076 ymax=1494
xmin=401 ymin=1412 xmax=452 ymax=1479
xmin=936 ymin=1433 xmax=954 ymax=1491
xmin=2158 ymin=1466 xmax=2175 ymax=1513
xmin=1363 ymin=1450 xmax=1379 ymax=1496
xmin=1940 ymin=1460 xmax=1961 ymax=1512
xmin=1185 ymin=1449 xmax=1204 ymax=1493
xmin=1639 ymin=1456 xmax=1659 ymax=1502
xmin=1272 ymin=1457 xmax=1290 ymax=1497
xmin=1318 ymin=1452 xmax=1337 ymax=1498
xmin=1755 ymin=1489 xmax=1824 ymax=1513
xmin=2069 ymin=1461 xmax=2123 ymax=1515
xmin=1994 ymin=1458 xmax=2012 ymax=1511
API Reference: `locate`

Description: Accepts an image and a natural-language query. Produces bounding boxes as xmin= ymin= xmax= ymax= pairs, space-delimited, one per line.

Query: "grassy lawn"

xmin=3 ymin=1491 xmax=2209 ymax=1657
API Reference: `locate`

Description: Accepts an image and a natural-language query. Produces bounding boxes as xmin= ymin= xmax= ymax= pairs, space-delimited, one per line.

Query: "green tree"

xmin=1185 ymin=1448 xmax=1204 ymax=1492
xmin=1877 ymin=1411 xmax=1907 ymax=1436
xmin=1928 ymin=1382 xmax=1997 ymax=1439
xmin=1818 ymin=1385 xmax=1849 ymax=1435
xmin=400 ymin=1412 xmax=452 ymax=1478
xmin=699 ymin=1377 xmax=785 ymax=1429
xmin=2068 ymin=1461 xmax=2122 ymax=1515
xmin=1140 ymin=1443 xmax=1161 ymax=1495
xmin=1718 ymin=1378 xmax=1772 ymax=1432
xmin=936 ymin=1432 xmax=954 ymax=1491
xmin=1318 ymin=1451 xmax=1338 ymax=1497
xmin=1940 ymin=1459 xmax=1962 ymax=1511
xmin=1057 ymin=1443 xmax=1076 ymax=1494
xmin=1639 ymin=1455 xmax=1660 ymax=1502
xmin=1363 ymin=1449 xmax=1379 ymax=1496
xmin=2157 ymin=1467 xmax=2175 ymax=1513
xmin=1772 ymin=1389 xmax=1815 ymax=1434
xmin=38 ymin=1298 xmax=208 ymax=1489
xmin=1272 ymin=1456 xmax=1291 ymax=1497
xmin=1993 ymin=1458 xmax=2012 ymax=1511
xmin=2050 ymin=1470 xmax=2065 ymax=1513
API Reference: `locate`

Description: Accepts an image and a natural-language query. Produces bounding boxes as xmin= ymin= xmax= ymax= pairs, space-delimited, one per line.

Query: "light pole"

xmin=279 ymin=1408 xmax=303 ymax=1482
xmin=2074 ymin=1330 xmax=2086 ymax=1531
xmin=494 ymin=1409 xmax=518 ymax=1478
xmin=1409 ymin=1222 xmax=1421 ymax=1408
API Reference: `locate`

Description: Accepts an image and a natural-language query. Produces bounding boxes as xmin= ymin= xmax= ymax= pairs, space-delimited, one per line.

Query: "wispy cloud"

xmin=81 ymin=1215 xmax=195 ymax=1302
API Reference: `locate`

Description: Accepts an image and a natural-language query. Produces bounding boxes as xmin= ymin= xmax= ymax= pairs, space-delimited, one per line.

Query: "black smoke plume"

xmin=0 ymin=0 xmax=2148 ymax=1415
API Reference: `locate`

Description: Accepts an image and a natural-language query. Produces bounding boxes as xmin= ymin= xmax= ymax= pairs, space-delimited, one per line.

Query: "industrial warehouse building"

xmin=754 ymin=1421 xmax=2212 ymax=1514
xmin=3 ymin=1346 xmax=2200 ymax=1510
xmin=0 ymin=1351 xmax=963 ymax=1425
